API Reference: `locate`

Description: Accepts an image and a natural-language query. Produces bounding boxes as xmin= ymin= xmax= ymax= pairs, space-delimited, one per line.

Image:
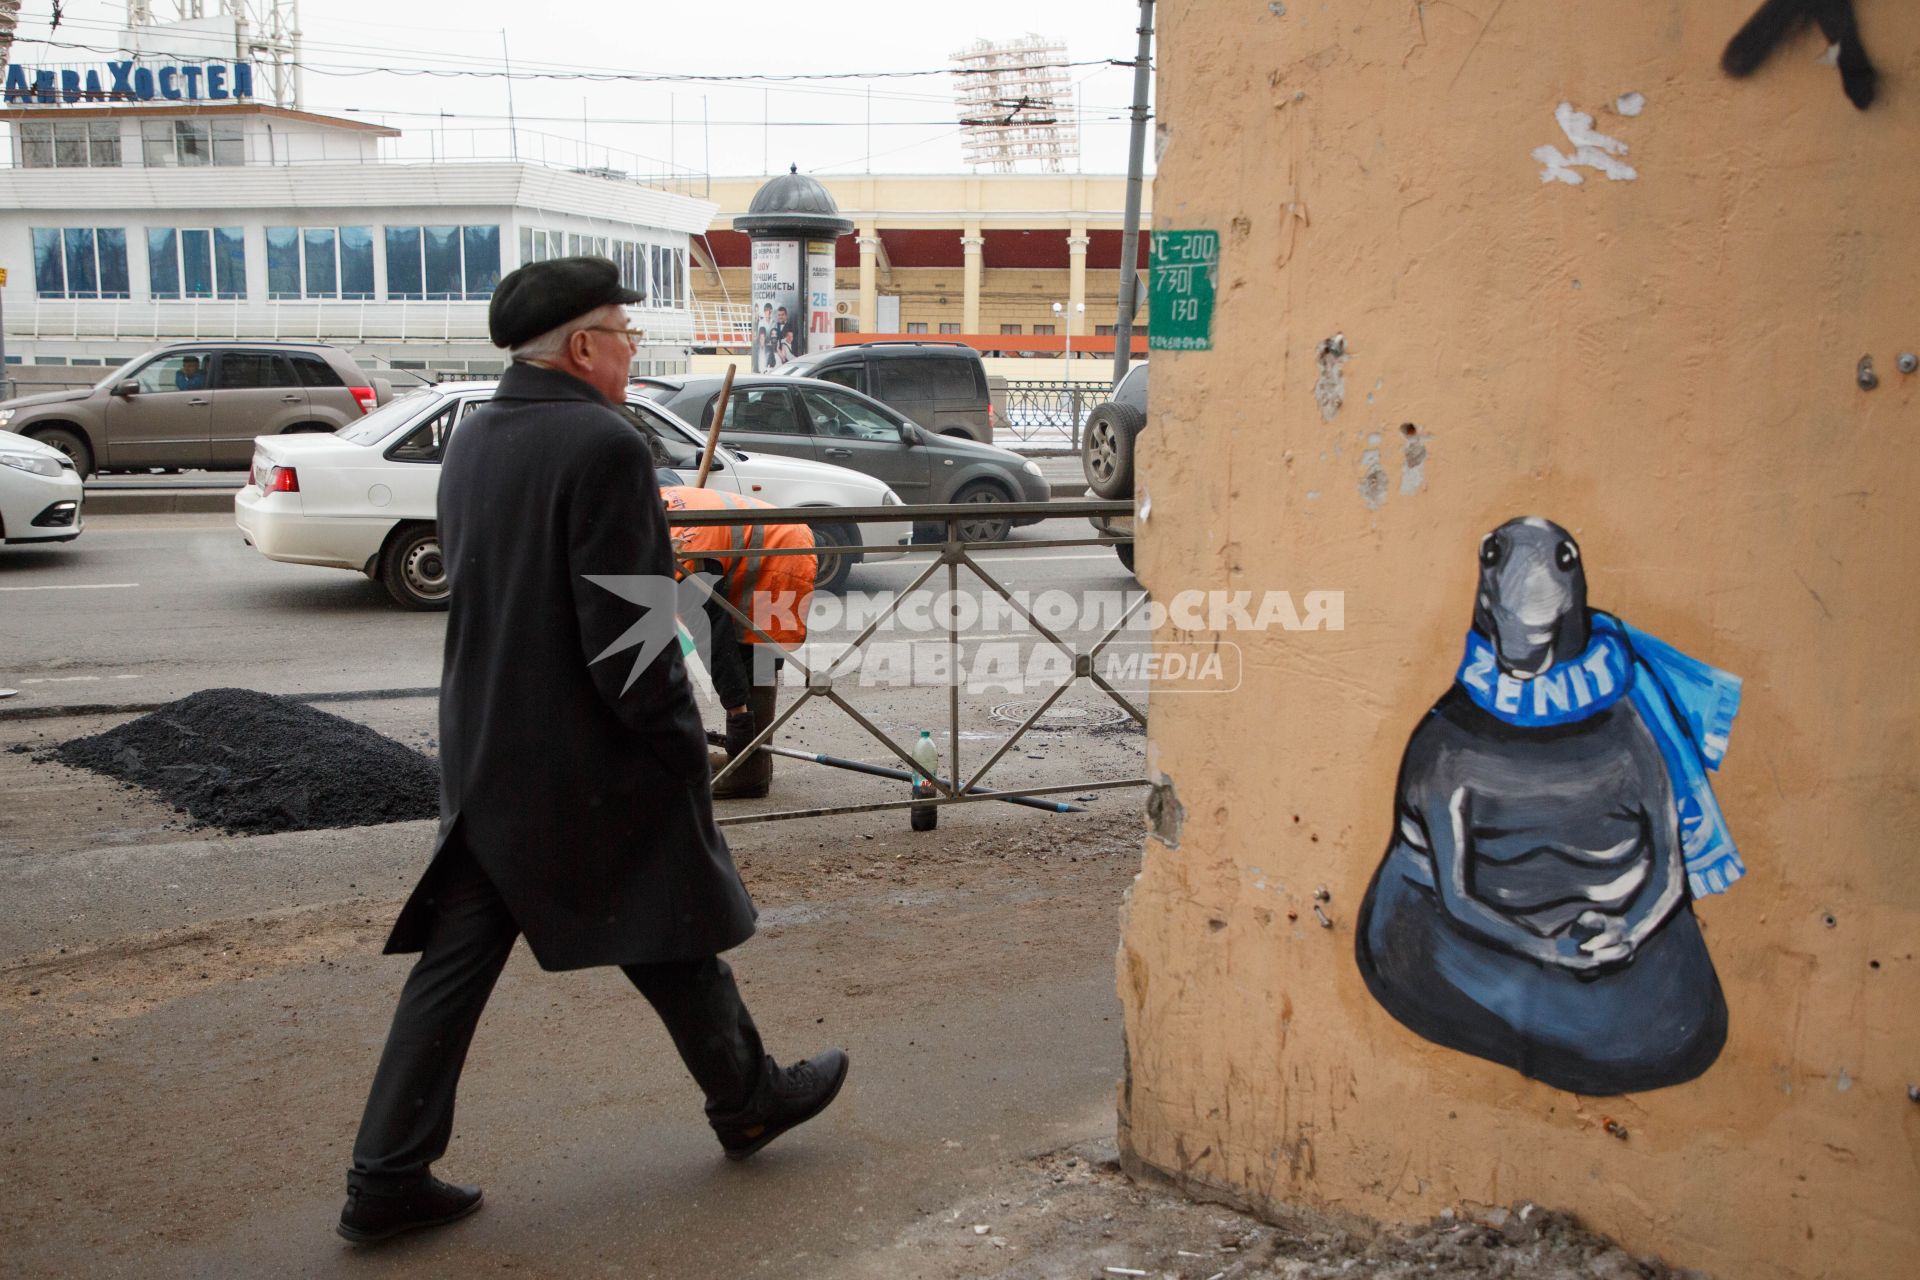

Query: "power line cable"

xmin=15 ymin=13 xmax=1148 ymax=111
xmin=14 ymin=33 xmax=1135 ymax=83
xmin=12 ymin=29 xmax=1140 ymax=116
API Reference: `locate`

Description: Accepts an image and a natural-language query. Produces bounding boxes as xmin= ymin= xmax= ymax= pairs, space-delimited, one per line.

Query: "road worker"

xmin=661 ymin=484 xmax=817 ymax=800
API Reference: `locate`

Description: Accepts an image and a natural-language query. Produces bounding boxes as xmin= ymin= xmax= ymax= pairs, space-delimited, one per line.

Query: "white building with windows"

xmin=0 ymin=89 xmax=729 ymax=380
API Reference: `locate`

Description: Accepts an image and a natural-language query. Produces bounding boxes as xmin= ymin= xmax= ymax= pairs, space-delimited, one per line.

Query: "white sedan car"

xmin=0 ymin=429 xmax=84 ymax=545
xmin=235 ymin=381 xmax=911 ymax=609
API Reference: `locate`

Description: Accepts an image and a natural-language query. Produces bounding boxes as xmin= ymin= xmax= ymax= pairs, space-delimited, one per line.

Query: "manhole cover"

xmin=988 ymin=699 xmax=1131 ymax=731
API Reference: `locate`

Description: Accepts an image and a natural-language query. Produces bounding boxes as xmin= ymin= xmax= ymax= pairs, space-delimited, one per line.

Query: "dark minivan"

xmin=771 ymin=340 xmax=992 ymax=442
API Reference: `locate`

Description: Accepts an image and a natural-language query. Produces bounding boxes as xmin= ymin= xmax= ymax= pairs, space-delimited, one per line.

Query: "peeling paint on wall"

xmin=1147 ymin=772 xmax=1186 ymax=848
xmin=1314 ymin=333 xmax=1348 ymax=421
xmin=1358 ymin=447 xmax=1389 ymax=509
xmin=1534 ymin=103 xmax=1638 ymax=185
xmin=1401 ymin=431 xmax=1428 ymax=495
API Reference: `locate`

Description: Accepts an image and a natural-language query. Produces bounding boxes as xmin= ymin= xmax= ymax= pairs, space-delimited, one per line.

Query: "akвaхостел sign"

xmin=4 ymin=62 xmax=255 ymax=107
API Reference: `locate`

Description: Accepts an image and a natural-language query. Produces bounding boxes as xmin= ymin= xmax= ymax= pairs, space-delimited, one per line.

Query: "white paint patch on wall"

xmin=1534 ymin=102 xmax=1638 ymax=185
xmin=1615 ymin=91 xmax=1646 ymax=117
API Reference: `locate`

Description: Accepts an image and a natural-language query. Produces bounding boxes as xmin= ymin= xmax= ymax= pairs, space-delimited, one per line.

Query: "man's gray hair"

xmin=508 ymin=302 xmax=628 ymax=362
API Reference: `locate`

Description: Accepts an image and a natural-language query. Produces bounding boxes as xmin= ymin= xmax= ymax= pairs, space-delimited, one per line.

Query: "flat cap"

xmin=488 ymin=256 xmax=646 ymax=349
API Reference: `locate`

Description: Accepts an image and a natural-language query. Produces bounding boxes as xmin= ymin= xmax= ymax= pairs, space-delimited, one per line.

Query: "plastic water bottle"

xmin=910 ymin=730 xmax=940 ymax=832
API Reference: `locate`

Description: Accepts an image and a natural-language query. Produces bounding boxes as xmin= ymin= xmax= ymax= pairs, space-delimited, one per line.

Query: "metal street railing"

xmin=670 ymin=498 xmax=1146 ymax=826
xmin=7 ymin=297 xmax=708 ymax=346
xmin=997 ymin=380 xmax=1110 ymax=451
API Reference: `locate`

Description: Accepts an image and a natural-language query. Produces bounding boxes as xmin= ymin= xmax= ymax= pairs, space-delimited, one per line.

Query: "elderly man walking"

xmin=336 ymin=258 xmax=848 ymax=1245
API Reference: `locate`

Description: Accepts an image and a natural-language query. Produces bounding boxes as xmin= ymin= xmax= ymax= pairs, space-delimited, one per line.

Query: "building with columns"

xmin=687 ymin=173 xmax=1150 ymax=352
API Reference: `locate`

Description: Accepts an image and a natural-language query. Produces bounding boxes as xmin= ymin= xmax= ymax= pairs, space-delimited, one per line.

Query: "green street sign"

xmin=1148 ymin=230 xmax=1218 ymax=352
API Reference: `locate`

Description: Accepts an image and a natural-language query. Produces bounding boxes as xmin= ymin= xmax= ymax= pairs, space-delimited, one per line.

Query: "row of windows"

xmin=18 ymin=120 xmax=245 ymax=169
xmin=149 ymin=228 xmax=247 ymax=299
xmin=31 ymin=224 xmax=502 ymax=301
xmin=384 ymin=226 xmax=501 ymax=301
xmin=31 ymin=223 xmax=688 ymax=305
xmin=520 ymin=227 xmax=687 ymax=308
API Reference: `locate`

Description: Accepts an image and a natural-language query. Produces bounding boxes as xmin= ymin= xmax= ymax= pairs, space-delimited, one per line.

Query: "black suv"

xmin=770 ymin=341 xmax=992 ymax=442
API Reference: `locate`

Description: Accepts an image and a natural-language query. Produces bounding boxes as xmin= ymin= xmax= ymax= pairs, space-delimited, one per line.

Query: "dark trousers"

xmin=705 ymin=597 xmax=781 ymax=711
xmin=348 ymin=846 xmax=767 ymax=1191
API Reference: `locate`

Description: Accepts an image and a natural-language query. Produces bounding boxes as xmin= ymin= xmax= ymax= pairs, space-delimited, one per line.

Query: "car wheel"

xmin=1081 ymin=401 xmax=1144 ymax=500
xmin=952 ymin=481 xmax=1013 ymax=544
xmin=281 ymin=423 xmax=333 ymax=435
xmin=808 ymin=521 xmax=858 ymax=595
xmin=1116 ymin=541 xmax=1135 ymax=573
xmin=382 ymin=524 xmax=450 ymax=611
xmin=28 ymin=426 xmax=94 ymax=479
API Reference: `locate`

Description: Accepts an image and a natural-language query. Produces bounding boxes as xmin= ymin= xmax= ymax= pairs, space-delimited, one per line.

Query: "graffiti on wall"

xmin=1722 ymin=0 xmax=1878 ymax=110
xmin=1355 ymin=518 xmax=1745 ymax=1095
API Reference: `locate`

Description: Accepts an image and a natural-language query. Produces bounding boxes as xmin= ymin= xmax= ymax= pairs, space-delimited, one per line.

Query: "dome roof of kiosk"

xmin=732 ymin=165 xmax=855 ymax=237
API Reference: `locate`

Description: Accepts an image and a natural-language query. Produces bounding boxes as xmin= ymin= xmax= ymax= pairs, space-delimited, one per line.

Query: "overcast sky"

xmin=13 ymin=0 xmax=1155 ymax=180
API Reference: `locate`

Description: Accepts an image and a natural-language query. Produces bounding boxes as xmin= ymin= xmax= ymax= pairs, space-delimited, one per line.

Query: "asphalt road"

xmin=0 ymin=509 xmax=1137 ymax=715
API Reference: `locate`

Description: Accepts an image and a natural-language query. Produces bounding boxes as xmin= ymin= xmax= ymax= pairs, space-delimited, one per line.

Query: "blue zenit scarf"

xmin=1455 ymin=612 xmax=1745 ymax=897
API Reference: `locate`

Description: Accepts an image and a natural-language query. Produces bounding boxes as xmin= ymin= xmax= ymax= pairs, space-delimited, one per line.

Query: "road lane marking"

xmin=0 ymin=583 xmax=139 ymax=592
xmin=18 ymin=675 xmax=143 ymax=684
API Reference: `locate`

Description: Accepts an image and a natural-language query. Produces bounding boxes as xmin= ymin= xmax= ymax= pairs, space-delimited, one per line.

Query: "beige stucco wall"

xmin=1121 ymin=3 xmax=1918 ymax=1276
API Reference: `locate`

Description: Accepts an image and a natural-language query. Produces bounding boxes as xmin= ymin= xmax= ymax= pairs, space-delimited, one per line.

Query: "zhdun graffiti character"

xmin=1355 ymin=518 xmax=1744 ymax=1095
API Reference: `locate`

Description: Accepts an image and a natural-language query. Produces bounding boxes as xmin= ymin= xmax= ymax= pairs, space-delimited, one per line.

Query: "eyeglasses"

xmin=583 ymin=326 xmax=646 ymax=345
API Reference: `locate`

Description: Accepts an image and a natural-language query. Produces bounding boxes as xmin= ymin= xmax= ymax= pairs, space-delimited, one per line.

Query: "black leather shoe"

xmin=716 ymin=1048 xmax=849 ymax=1161
xmin=336 ymin=1176 xmax=482 ymax=1244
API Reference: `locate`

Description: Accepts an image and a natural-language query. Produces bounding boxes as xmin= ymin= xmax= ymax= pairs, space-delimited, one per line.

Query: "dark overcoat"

xmin=384 ymin=361 xmax=756 ymax=970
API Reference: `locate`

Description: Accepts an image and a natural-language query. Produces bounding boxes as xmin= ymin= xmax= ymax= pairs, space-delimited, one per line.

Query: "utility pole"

xmin=1111 ymin=0 xmax=1153 ymax=386
xmin=501 ymin=31 xmax=519 ymax=161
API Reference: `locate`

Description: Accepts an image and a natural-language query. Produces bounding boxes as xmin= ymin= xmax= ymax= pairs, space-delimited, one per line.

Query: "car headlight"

xmin=881 ymin=489 xmax=903 ymax=506
xmin=0 ymin=409 xmax=14 ymax=427
xmin=0 ymin=451 xmax=62 ymax=478
xmin=1021 ymin=460 xmax=1044 ymax=477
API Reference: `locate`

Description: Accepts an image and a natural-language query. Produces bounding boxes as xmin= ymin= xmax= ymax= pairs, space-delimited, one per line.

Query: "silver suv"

xmin=0 ymin=341 xmax=385 ymax=477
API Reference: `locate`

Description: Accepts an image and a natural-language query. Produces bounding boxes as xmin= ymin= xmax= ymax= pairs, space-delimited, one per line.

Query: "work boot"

xmin=336 ymin=1176 xmax=482 ymax=1244
xmin=713 ymin=1048 xmax=850 ymax=1161
xmin=713 ymin=685 xmax=776 ymax=800
xmin=709 ymin=707 xmax=756 ymax=773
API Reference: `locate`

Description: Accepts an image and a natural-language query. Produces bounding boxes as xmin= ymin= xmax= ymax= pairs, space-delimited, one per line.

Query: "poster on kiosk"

xmin=751 ymin=239 xmax=802 ymax=371
xmin=806 ymin=241 xmax=837 ymax=357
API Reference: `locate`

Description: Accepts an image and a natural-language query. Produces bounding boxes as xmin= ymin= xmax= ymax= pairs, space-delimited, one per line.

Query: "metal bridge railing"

xmin=670 ymin=498 xmax=1145 ymax=826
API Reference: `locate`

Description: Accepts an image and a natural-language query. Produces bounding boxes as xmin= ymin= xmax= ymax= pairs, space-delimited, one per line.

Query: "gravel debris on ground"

xmin=871 ymin=1140 xmax=1713 ymax=1280
xmin=49 ymin=688 xmax=439 ymax=835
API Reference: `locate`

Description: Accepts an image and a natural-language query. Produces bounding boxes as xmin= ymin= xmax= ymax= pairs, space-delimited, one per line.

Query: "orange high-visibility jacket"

xmin=661 ymin=485 xmax=815 ymax=647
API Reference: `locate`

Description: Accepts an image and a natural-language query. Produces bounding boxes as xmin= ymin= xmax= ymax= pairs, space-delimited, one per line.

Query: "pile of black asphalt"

xmin=53 ymin=688 xmax=439 ymax=835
